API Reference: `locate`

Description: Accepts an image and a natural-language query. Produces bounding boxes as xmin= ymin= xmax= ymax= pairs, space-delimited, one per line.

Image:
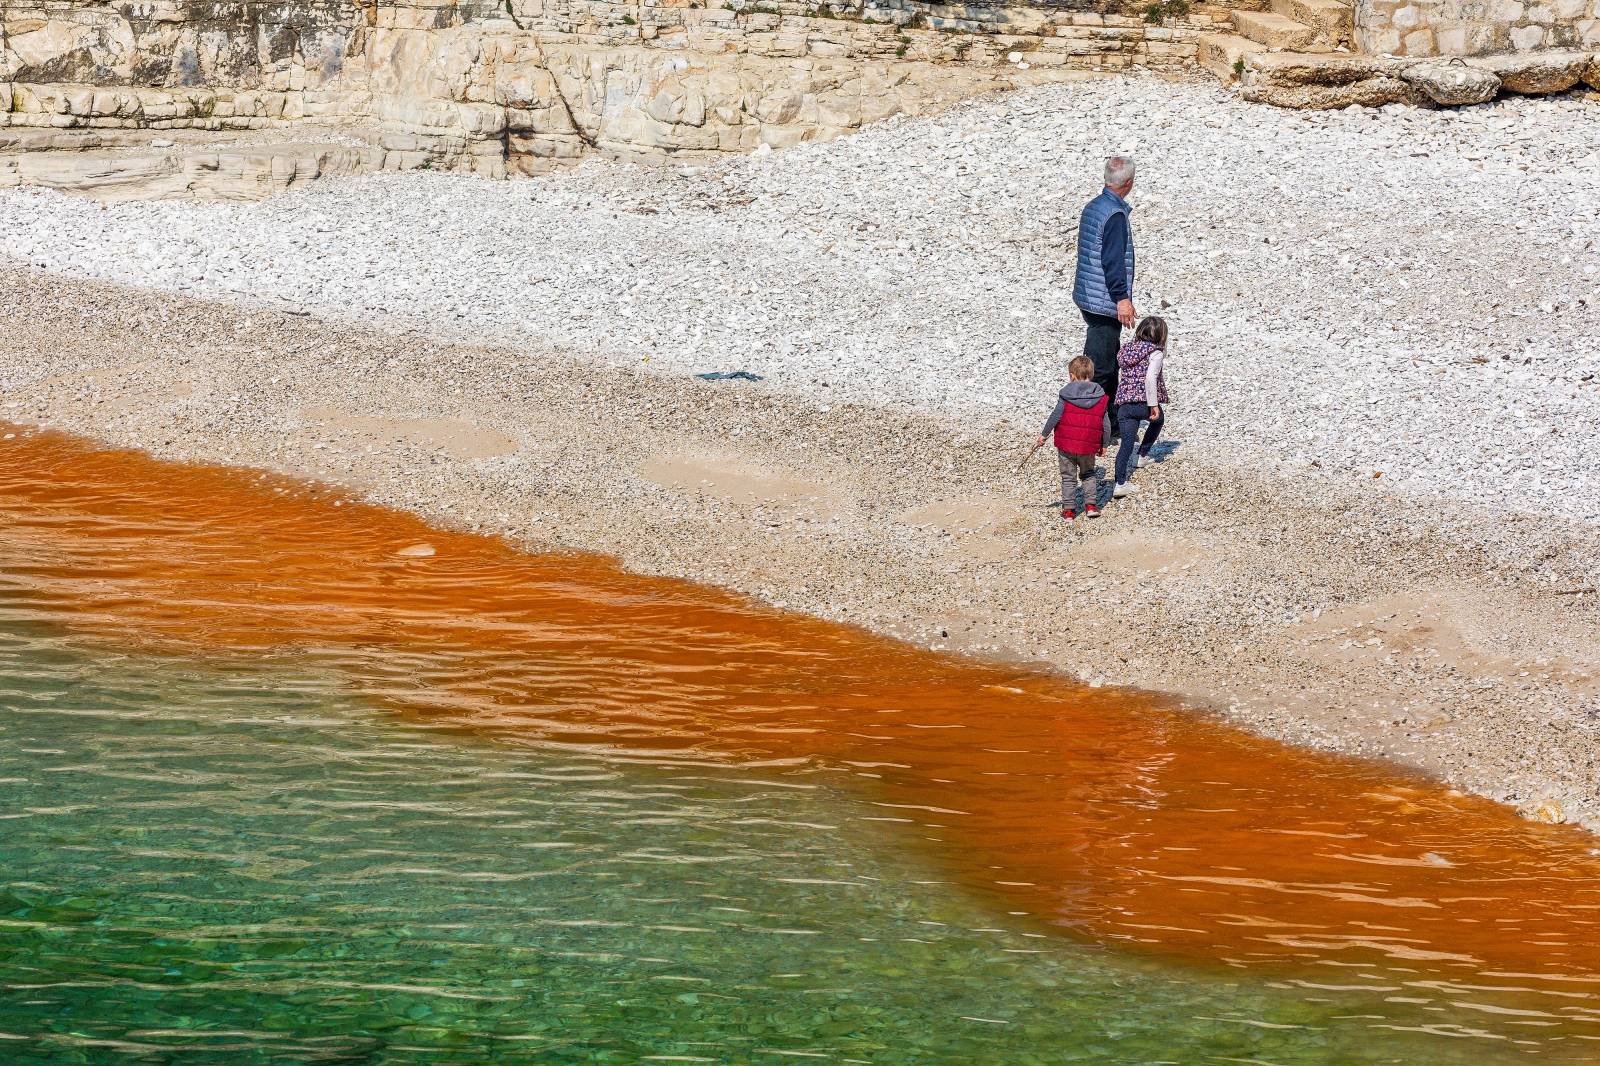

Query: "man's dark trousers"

xmin=1080 ymin=308 xmax=1122 ymax=440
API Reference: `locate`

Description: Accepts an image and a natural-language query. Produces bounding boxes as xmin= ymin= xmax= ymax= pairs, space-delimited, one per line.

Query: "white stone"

xmin=1509 ymin=24 xmax=1548 ymax=48
xmin=1402 ymin=59 xmax=1501 ymax=103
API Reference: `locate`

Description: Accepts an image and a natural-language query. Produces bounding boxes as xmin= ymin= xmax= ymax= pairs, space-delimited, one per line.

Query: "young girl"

xmin=1111 ymin=316 xmax=1170 ymax=498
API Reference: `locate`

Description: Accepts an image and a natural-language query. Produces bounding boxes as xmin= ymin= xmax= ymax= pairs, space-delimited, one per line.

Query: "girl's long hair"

xmin=1135 ymin=316 xmax=1168 ymax=350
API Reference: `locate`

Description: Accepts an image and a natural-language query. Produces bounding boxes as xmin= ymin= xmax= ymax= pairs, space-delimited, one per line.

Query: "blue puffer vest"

xmin=1072 ymin=188 xmax=1135 ymax=318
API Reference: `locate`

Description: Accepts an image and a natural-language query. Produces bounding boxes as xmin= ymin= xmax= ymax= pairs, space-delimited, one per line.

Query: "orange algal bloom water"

xmin=1 ymin=426 xmax=1596 ymax=1037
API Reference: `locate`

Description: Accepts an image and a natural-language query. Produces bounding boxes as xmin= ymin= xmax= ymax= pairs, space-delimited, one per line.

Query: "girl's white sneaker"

xmin=1113 ymin=481 xmax=1139 ymax=498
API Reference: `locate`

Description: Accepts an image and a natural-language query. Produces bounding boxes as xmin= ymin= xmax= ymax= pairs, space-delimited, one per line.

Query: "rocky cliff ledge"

xmin=0 ymin=0 xmax=1224 ymax=195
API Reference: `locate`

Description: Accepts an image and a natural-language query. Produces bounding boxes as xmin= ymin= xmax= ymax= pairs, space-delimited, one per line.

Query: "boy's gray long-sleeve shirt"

xmin=1041 ymin=380 xmax=1113 ymax=447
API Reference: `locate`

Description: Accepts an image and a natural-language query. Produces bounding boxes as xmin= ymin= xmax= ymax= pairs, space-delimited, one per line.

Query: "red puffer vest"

xmin=1053 ymin=394 xmax=1108 ymax=456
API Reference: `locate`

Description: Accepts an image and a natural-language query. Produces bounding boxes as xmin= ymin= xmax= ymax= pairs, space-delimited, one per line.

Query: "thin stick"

xmin=1554 ymin=587 xmax=1597 ymax=596
xmin=1016 ymin=441 xmax=1044 ymax=473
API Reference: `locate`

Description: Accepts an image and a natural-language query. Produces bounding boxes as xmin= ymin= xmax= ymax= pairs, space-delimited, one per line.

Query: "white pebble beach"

xmin=4 ymin=78 xmax=1598 ymax=521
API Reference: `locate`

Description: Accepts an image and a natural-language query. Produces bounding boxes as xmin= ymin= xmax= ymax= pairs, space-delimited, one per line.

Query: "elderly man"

xmin=1072 ymin=155 xmax=1137 ymax=440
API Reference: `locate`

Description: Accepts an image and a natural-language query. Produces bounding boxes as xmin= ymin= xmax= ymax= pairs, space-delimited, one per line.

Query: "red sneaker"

xmin=1060 ymin=509 xmax=1077 ymax=521
xmin=1084 ymin=505 xmax=1101 ymax=518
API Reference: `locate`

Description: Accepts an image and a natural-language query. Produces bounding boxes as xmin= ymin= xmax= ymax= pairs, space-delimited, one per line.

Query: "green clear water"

xmin=0 ymin=608 xmax=1577 ymax=1065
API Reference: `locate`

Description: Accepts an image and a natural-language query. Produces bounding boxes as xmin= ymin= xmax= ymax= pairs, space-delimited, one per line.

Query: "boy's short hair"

xmin=1068 ymin=356 xmax=1094 ymax=380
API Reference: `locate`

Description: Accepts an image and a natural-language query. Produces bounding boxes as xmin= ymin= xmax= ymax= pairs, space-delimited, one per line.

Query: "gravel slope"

xmin=3 ymin=78 xmax=1598 ymax=524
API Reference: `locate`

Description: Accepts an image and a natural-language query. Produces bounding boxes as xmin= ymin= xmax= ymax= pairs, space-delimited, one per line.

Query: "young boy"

xmin=1036 ymin=355 xmax=1111 ymax=520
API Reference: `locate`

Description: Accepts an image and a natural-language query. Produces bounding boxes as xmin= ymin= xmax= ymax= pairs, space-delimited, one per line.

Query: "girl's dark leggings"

xmin=1114 ymin=402 xmax=1164 ymax=484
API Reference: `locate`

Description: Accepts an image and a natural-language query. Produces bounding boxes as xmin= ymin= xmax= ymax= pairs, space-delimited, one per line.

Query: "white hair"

xmin=1104 ymin=155 xmax=1136 ymax=188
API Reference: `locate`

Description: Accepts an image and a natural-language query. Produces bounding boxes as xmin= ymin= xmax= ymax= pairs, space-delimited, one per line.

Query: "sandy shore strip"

xmin=4 ymin=267 xmax=1598 ymax=829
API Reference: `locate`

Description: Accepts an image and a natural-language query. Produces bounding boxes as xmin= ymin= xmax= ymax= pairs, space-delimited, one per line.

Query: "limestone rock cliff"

xmin=1 ymin=0 xmax=1209 ymax=193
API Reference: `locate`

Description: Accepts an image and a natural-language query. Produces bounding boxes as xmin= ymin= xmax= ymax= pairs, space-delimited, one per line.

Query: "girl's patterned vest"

xmin=1115 ymin=340 xmax=1170 ymax=406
